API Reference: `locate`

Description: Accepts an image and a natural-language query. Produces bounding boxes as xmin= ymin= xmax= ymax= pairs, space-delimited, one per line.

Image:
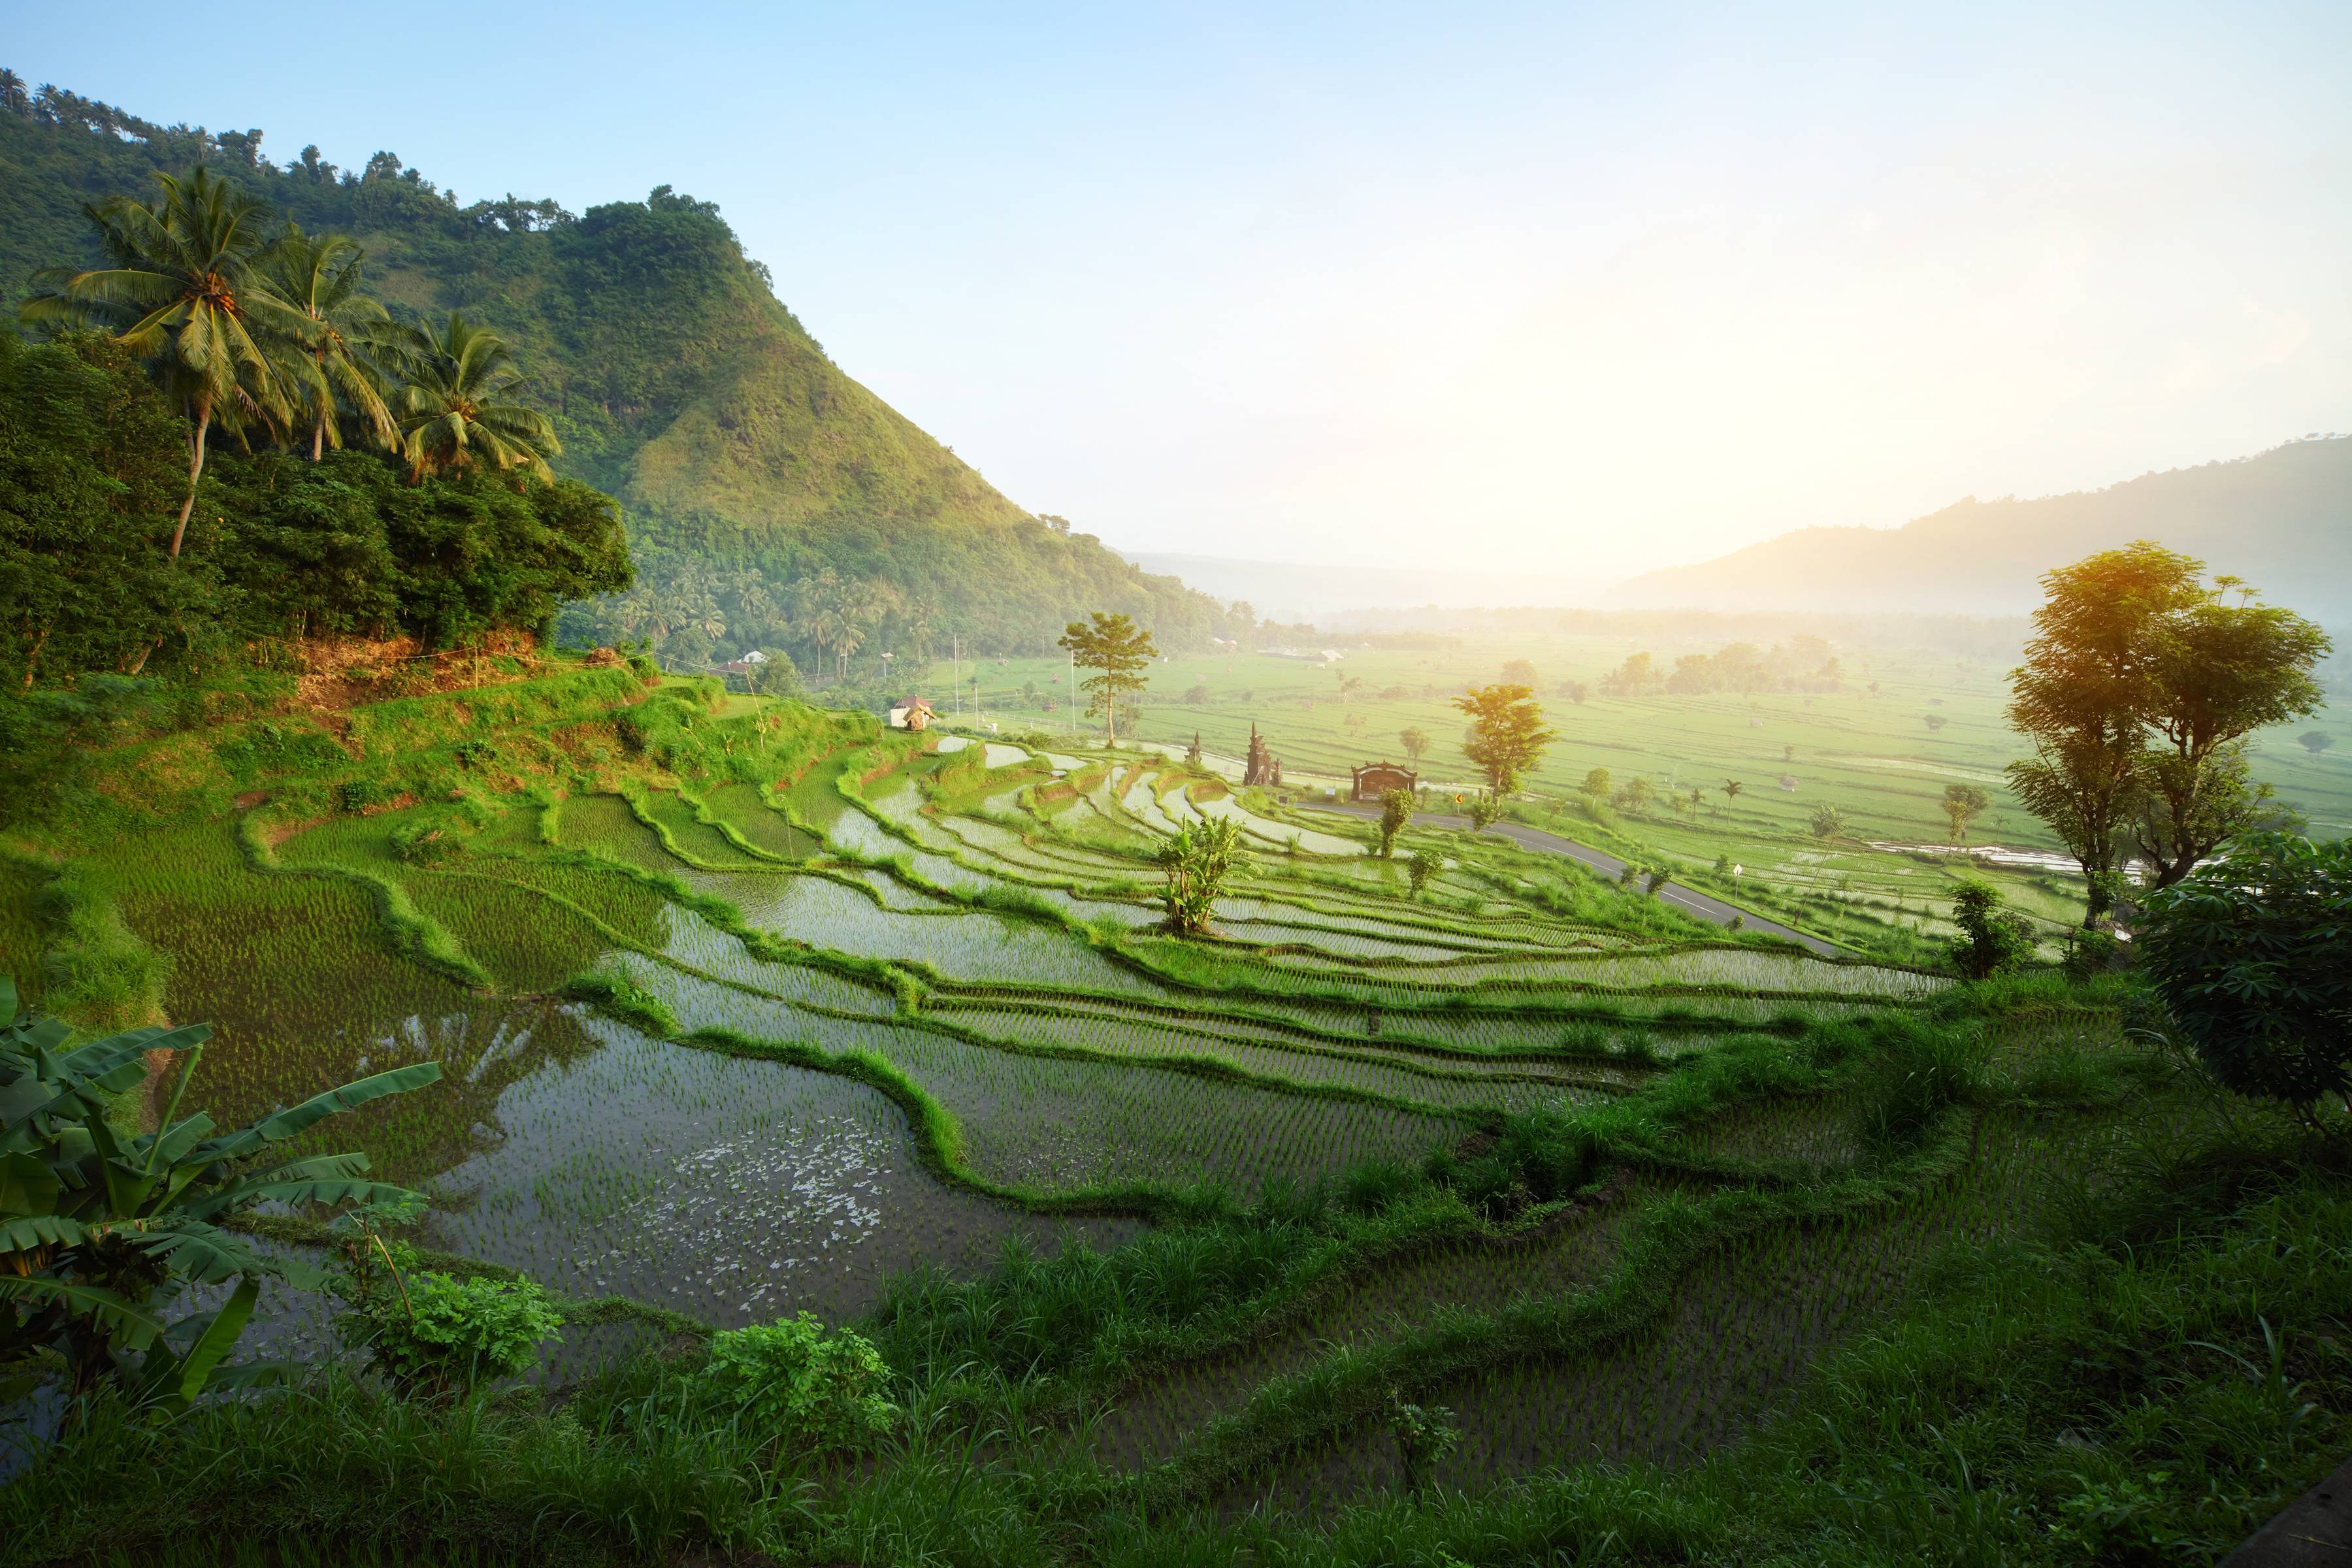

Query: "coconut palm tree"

xmin=383 ymin=312 xmax=559 ymax=482
xmin=20 ymin=167 xmax=306 ymax=559
xmin=262 ymin=225 xmax=394 ymax=460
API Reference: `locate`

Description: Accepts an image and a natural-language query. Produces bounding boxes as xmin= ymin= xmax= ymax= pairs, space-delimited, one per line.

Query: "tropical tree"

xmin=2129 ymin=585 xmax=2328 ymax=890
xmin=789 ymin=568 xmax=896 ymax=683
xmin=1721 ymin=779 xmax=1744 ymax=807
xmin=2008 ymin=543 xmax=2329 ymax=922
xmin=1157 ymin=817 xmax=1247 ymax=934
xmin=2300 ymin=731 xmax=2335 ymax=758
xmin=261 ymin=225 xmax=393 ymax=461
xmin=2007 ymin=544 xmax=2207 ymax=926
xmin=1579 ymin=768 xmax=1612 ymax=809
xmin=384 ymin=312 xmax=560 ymax=482
xmin=1452 ymin=683 xmax=1555 ymax=800
xmin=20 ymin=167 xmax=306 ymax=559
xmin=1810 ymin=802 xmax=1847 ymax=840
xmin=1399 ymin=727 xmax=1429 ymax=763
xmin=1059 ymin=612 xmax=1157 ymax=745
xmin=1942 ymin=783 xmax=1991 ymax=844
xmin=1 ymin=981 xmax=439 ymax=1405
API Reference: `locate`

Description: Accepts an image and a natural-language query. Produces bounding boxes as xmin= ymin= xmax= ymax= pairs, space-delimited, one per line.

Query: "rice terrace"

xmin=5 ymin=15 xmax=2352 ymax=1568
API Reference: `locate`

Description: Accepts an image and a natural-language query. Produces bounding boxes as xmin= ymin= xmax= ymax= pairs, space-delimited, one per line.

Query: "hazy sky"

xmin=14 ymin=3 xmax=2350 ymax=581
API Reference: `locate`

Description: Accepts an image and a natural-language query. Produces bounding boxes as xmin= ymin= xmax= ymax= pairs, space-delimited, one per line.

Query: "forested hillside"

xmin=0 ymin=76 xmax=1243 ymax=668
xmin=1612 ymin=435 xmax=2352 ymax=619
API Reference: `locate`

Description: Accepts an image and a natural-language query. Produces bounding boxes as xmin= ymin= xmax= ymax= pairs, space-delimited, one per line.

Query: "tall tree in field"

xmin=384 ymin=312 xmax=560 ymax=482
xmin=1060 ymin=612 xmax=1157 ymax=745
xmin=2007 ymin=543 xmax=2208 ymax=926
xmin=1942 ymin=783 xmax=1991 ymax=844
xmin=2007 ymin=542 xmax=2329 ymax=924
xmin=21 ymin=167 xmax=304 ymax=559
xmin=2300 ymin=731 xmax=2335 ymax=758
xmin=262 ymin=226 xmax=394 ymax=461
xmin=2129 ymin=583 xmax=2328 ymax=889
xmin=1452 ymin=683 xmax=1555 ymax=799
xmin=1399 ymin=727 xmax=1429 ymax=763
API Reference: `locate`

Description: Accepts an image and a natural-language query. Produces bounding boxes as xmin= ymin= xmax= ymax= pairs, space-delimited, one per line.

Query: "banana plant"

xmin=1 ymin=977 xmax=441 ymax=1408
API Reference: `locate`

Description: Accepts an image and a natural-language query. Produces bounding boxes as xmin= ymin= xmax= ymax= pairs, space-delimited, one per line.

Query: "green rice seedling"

xmin=625 ymin=966 xmax=1461 ymax=1201
xmin=930 ymin=1002 xmax=1603 ymax=1115
xmin=676 ymin=866 xmax=1168 ymax=998
xmin=1201 ymin=1111 xmax=2068 ymax=1512
xmin=0 ymin=854 xmax=49 ymax=1009
xmin=554 ymin=792 xmax=679 ymax=873
xmin=1093 ymin=1177 xmax=1660 ymax=1471
xmin=703 ymin=780 xmax=816 ymax=858
xmin=410 ymin=1005 xmax=1135 ymax=1330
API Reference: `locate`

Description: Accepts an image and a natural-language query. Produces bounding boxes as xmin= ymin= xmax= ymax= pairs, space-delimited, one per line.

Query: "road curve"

xmin=1299 ymin=801 xmax=1840 ymax=958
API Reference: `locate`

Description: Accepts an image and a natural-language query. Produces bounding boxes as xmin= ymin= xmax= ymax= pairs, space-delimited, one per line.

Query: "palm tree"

xmin=21 ymin=167 xmax=305 ymax=559
xmin=384 ymin=312 xmax=559 ymax=482
xmin=263 ymin=225 xmax=394 ymax=460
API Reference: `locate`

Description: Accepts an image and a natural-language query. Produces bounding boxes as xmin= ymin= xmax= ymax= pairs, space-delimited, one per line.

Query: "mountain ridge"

xmin=1610 ymin=436 xmax=2352 ymax=619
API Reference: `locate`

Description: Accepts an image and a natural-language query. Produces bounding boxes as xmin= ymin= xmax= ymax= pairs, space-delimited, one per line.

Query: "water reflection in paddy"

xmin=417 ymin=1011 xmax=1139 ymax=1328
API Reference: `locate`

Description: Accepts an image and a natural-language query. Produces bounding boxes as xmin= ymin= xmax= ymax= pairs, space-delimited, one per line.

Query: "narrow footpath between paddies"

xmin=1301 ymin=801 xmax=1840 ymax=958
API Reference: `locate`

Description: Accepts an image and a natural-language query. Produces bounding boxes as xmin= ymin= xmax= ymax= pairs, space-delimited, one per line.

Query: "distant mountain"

xmin=1117 ymin=552 xmax=1597 ymax=623
xmin=1611 ymin=437 xmax=2352 ymax=620
xmin=0 ymin=80 xmax=1241 ymax=658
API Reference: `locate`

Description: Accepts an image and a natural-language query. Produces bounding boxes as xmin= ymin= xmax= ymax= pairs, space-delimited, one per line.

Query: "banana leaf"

xmin=0 ymin=1275 xmax=165 ymax=1349
xmin=190 ymin=1061 xmax=442 ymax=1163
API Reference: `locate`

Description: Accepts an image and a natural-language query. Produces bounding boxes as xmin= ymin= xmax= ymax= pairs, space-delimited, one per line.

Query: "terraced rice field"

xmin=31 ymin=717 xmax=2087 ymax=1511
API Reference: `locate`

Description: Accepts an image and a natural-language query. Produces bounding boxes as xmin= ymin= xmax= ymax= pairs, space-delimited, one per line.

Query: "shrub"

xmin=1377 ymin=787 xmax=1415 ymax=858
xmin=336 ymin=778 xmax=397 ymax=813
xmin=1948 ymin=880 xmax=2035 ymax=978
xmin=388 ymin=815 xmax=465 ymax=864
xmin=2138 ymin=832 xmax=2352 ymax=1111
xmin=1407 ymin=848 xmax=1443 ymax=896
xmin=342 ymin=1271 xmax=563 ymax=1401
xmin=691 ymin=1313 xmax=897 ymax=1452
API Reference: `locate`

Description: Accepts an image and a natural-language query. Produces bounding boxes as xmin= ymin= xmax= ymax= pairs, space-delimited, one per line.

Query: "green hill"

xmin=1611 ymin=436 xmax=2352 ymax=620
xmin=0 ymin=79 xmax=1243 ymax=666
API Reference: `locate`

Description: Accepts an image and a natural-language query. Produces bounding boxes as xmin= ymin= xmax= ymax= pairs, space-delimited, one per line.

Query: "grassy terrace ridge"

xmin=4 ymin=653 xmax=2345 ymax=1568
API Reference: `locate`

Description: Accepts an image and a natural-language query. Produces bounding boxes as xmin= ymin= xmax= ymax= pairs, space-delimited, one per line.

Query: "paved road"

xmin=1300 ymin=800 xmax=1840 ymax=958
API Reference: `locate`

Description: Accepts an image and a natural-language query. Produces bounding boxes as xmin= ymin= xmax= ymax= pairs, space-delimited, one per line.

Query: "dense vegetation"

xmin=1 ymin=331 xmax=629 ymax=689
xmin=3 ymin=67 xmax=2345 ymax=1568
xmin=0 ymin=76 xmax=1251 ymax=671
xmin=0 ymin=645 xmax=2344 ymax=1565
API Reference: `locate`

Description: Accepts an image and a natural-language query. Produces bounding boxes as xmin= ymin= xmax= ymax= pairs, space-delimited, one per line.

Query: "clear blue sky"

xmin=11 ymin=3 xmax=2350 ymax=583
